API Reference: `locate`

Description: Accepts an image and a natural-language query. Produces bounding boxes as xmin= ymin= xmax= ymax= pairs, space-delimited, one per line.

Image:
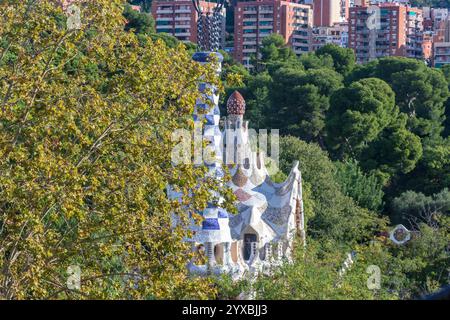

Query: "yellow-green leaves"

xmin=0 ymin=0 xmax=226 ymax=299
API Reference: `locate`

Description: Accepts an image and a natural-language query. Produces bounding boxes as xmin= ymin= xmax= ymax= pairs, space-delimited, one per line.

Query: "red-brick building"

xmin=151 ymin=0 xmax=225 ymax=44
xmin=348 ymin=3 xmax=423 ymax=64
xmin=313 ymin=0 xmax=343 ymax=27
xmin=234 ymin=0 xmax=313 ymax=66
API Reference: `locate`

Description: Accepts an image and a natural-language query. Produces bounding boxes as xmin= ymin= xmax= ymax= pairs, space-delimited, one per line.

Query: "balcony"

xmin=175 ymin=16 xmax=190 ymax=21
xmin=259 ymin=32 xmax=273 ymax=37
xmin=156 ymin=24 xmax=172 ymax=29
xmin=174 ymin=23 xmax=190 ymax=28
xmin=292 ymin=33 xmax=309 ymax=39
xmin=156 ymin=28 xmax=173 ymax=33
xmin=435 ymin=57 xmax=450 ymax=63
xmin=175 ymin=32 xmax=191 ymax=37
xmin=157 ymin=9 xmax=172 ymax=14
xmin=435 ymin=51 xmax=450 ymax=56
xmin=293 ymin=46 xmax=310 ymax=54
xmin=175 ymin=9 xmax=191 ymax=13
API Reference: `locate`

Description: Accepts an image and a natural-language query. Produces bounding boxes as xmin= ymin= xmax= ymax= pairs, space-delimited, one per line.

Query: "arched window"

xmin=214 ymin=243 xmax=223 ymax=265
xmin=244 ymin=157 xmax=250 ymax=169
xmin=243 ymin=233 xmax=257 ymax=260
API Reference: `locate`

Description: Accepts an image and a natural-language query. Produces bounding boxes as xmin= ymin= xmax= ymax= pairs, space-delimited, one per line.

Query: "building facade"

xmin=151 ymin=0 xmax=225 ymax=45
xmin=406 ymin=7 xmax=424 ymax=59
xmin=433 ymin=18 xmax=450 ymax=67
xmin=313 ymin=0 xmax=342 ymax=27
xmin=431 ymin=8 xmax=449 ymax=30
xmin=340 ymin=0 xmax=350 ymax=22
xmin=234 ymin=0 xmax=313 ymax=66
xmin=312 ymin=22 xmax=348 ymax=50
xmin=170 ymin=52 xmax=306 ymax=280
xmin=348 ymin=3 xmax=423 ymax=64
xmin=422 ymin=31 xmax=433 ymax=61
xmin=433 ymin=41 xmax=450 ymax=67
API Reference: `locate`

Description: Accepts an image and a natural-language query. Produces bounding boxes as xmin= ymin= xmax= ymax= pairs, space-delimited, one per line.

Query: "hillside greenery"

xmin=0 ymin=1 xmax=448 ymax=300
xmin=221 ymin=35 xmax=450 ymax=299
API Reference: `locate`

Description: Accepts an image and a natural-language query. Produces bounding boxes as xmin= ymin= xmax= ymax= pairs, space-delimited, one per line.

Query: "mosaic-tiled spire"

xmin=191 ymin=52 xmax=232 ymax=244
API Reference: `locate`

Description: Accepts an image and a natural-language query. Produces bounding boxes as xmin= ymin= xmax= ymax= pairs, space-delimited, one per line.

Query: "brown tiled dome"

xmin=227 ymin=91 xmax=246 ymax=115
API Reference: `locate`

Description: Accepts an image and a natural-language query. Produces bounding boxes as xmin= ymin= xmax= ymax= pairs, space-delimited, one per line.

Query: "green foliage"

xmin=346 ymin=57 xmax=449 ymax=139
xmin=257 ymin=34 xmax=298 ymax=71
xmin=335 ymin=159 xmax=384 ymax=211
xmin=2 ymin=1 xmax=448 ymax=301
xmin=0 ymin=0 xmax=227 ymax=299
xmin=149 ymin=32 xmax=182 ymax=48
xmin=123 ymin=4 xmax=155 ymax=35
xmin=253 ymin=216 xmax=450 ymax=300
xmin=298 ymin=52 xmax=334 ymax=70
xmin=218 ymin=39 xmax=450 ymax=301
xmin=390 ymin=189 xmax=450 ymax=226
xmin=392 ymin=131 xmax=450 ymax=197
xmin=440 ymin=64 xmax=450 ymax=137
xmin=279 ymin=136 xmax=387 ymax=244
xmin=444 ymin=97 xmax=450 ymax=137
xmin=271 ymin=67 xmax=343 ymax=141
xmin=326 ymin=78 xmax=397 ymax=156
xmin=360 ymin=116 xmax=423 ymax=180
xmin=386 ymin=216 xmax=450 ymax=298
xmin=270 ymin=169 xmax=288 ymax=183
xmin=327 ymin=78 xmax=423 ymax=181
xmin=253 ymin=240 xmax=396 ymax=300
xmin=316 ymin=44 xmax=356 ymax=76
xmin=213 ymin=274 xmax=251 ymax=300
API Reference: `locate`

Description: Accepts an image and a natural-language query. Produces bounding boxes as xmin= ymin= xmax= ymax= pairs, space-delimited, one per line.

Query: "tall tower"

xmin=188 ymin=0 xmax=232 ymax=274
xmin=185 ymin=4 xmax=306 ymax=279
xmin=224 ymin=91 xmax=249 ymax=167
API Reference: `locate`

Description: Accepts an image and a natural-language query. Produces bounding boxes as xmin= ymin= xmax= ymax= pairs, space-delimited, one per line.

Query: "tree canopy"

xmin=0 ymin=0 xmax=232 ymax=299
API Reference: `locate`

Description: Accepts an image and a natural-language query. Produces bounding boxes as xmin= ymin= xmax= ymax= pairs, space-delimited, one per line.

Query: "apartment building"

xmin=423 ymin=31 xmax=433 ymax=61
xmin=234 ymin=0 xmax=313 ymax=66
xmin=433 ymin=19 xmax=450 ymax=67
xmin=340 ymin=0 xmax=350 ymax=22
xmin=313 ymin=0 xmax=340 ymax=27
xmin=406 ymin=7 xmax=424 ymax=59
xmin=433 ymin=42 xmax=450 ymax=67
xmin=151 ymin=0 xmax=225 ymax=45
xmin=312 ymin=22 xmax=348 ymax=50
xmin=431 ymin=8 xmax=449 ymax=30
xmin=348 ymin=3 xmax=423 ymax=64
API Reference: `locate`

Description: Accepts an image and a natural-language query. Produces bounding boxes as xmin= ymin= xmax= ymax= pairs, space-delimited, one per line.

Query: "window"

xmin=243 ymin=234 xmax=257 ymax=260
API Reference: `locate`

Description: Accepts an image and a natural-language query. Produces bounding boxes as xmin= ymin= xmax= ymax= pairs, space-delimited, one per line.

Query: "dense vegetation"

xmin=220 ymin=34 xmax=450 ymax=299
xmin=0 ymin=0 xmax=235 ymax=299
xmin=0 ymin=1 xmax=448 ymax=300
